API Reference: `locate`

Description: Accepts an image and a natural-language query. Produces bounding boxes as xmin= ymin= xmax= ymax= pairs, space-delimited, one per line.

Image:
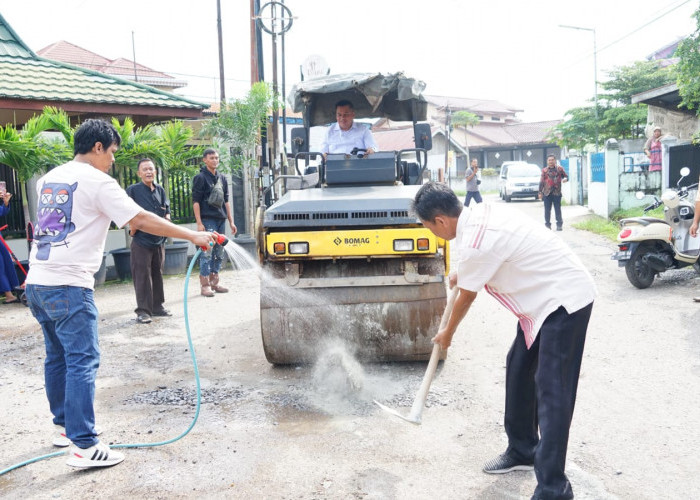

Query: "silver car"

xmin=498 ymin=162 xmax=542 ymax=202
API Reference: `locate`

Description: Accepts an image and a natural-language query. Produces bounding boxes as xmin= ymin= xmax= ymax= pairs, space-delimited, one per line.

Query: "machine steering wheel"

xmin=349 ymin=147 xmax=368 ymax=158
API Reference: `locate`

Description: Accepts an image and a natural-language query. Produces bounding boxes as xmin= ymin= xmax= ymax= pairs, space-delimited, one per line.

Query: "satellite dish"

xmin=301 ymin=55 xmax=329 ymax=80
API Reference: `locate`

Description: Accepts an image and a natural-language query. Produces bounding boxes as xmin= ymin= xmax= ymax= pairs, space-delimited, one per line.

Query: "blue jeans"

xmin=199 ymin=218 xmax=225 ymax=276
xmin=26 ymin=284 xmax=100 ymax=448
xmin=465 ymin=191 xmax=483 ymax=207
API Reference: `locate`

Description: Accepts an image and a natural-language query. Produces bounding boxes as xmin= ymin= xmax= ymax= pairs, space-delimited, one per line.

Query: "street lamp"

xmin=559 ymin=24 xmax=598 ymax=153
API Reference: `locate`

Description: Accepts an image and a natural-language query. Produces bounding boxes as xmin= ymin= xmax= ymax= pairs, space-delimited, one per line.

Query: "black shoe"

xmin=545 ymin=223 xmax=551 ymax=229
xmin=137 ymin=314 xmax=152 ymax=324
xmin=556 ymin=225 xmax=563 ymax=231
xmin=483 ymin=453 xmax=534 ymax=474
xmin=152 ymin=309 xmax=172 ymax=317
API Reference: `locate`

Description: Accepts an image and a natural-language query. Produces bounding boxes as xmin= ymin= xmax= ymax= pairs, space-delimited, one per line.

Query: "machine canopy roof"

xmin=287 ymin=72 xmax=427 ymax=126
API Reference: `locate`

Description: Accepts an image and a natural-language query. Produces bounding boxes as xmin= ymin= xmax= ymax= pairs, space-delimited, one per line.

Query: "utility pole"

xmin=131 ymin=31 xmax=138 ymax=82
xmin=216 ymin=0 xmax=226 ymax=102
xmin=559 ymin=24 xmax=598 ymax=153
xmin=443 ymin=106 xmax=451 ymax=185
xmin=256 ymin=1 xmax=294 ymax=178
xmin=250 ymin=0 xmax=260 ymax=84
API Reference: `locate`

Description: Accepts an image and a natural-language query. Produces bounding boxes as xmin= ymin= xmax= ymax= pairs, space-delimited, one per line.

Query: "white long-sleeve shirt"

xmin=321 ymin=122 xmax=378 ymax=154
xmin=454 ymin=202 xmax=596 ymax=348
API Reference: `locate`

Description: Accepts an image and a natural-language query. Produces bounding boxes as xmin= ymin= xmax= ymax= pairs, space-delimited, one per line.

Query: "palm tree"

xmin=0 ymin=109 xmax=72 ymax=224
xmin=157 ymin=120 xmax=204 ymax=197
xmin=200 ymin=81 xmax=276 ymax=234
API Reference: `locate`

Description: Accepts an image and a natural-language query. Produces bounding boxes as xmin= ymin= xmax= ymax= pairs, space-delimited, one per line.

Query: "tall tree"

xmin=550 ymin=59 xmax=674 ymax=150
xmin=600 ymin=60 xmax=676 ymax=105
xmin=676 ymin=6 xmax=700 ymax=113
xmin=548 ymin=106 xmax=598 ymax=152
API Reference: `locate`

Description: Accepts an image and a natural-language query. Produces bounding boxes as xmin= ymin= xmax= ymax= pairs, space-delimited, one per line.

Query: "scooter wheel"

xmin=625 ymin=249 xmax=655 ymax=289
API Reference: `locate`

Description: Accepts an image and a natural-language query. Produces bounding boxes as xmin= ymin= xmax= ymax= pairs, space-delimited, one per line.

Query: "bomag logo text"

xmin=344 ymin=237 xmax=370 ymax=245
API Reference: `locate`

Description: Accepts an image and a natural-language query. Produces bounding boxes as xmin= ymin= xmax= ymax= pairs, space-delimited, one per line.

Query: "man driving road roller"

xmin=321 ymin=100 xmax=378 ymax=156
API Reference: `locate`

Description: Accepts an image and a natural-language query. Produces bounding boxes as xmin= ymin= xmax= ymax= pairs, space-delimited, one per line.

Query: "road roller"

xmin=257 ymin=73 xmax=448 ymax=364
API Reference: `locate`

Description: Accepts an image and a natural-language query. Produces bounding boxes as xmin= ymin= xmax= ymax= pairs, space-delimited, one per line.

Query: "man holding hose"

xmin=411 ymin=182 xmax=596 ymax=500
xmin=25 ymin=119 xmax=215 ymax=469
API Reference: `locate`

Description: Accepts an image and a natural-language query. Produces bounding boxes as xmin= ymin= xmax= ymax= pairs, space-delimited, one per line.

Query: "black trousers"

xmin=504 ymin=303 xmax=593 ymax=500
xmin=130 ymin=240 xmax=165 ymax=316
xmin=543 ymin=194 xmax=563 ymax=228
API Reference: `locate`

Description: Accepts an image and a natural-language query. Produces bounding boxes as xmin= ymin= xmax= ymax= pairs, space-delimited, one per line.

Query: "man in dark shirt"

xmin=126 ymin=158 xmax=172 ymax=323
xmin=538 ymin=155 xmax=569 ymax=231
xmin=192 ymin=148 xmax=237 ymax=296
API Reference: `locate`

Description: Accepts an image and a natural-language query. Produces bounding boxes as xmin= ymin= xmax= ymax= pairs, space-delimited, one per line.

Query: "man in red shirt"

xmin=538 ymin=155 xmax=568 ymax=231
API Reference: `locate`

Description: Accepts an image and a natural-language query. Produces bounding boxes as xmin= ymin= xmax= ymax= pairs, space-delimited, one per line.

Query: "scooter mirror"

xmin=635 ymin=191 xmax=646 ymax=200
xmin=680 ymin=167 xmax=690 ymax=177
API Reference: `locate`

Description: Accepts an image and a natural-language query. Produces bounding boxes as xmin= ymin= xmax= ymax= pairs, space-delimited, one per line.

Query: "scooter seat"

xmin=620 ymin=217 xmax=670 ymax=226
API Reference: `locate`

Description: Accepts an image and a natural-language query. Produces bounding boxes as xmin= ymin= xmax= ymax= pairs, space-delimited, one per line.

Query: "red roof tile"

xmin=37 ymin=40 xmax=186 ymax=89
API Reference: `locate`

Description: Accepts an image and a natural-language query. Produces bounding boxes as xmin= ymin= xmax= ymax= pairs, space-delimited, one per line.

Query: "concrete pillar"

xmin=605 ymin=138 xmax=620 ymax=217
xmin=660 ymin=135 xmax=678 ymax=189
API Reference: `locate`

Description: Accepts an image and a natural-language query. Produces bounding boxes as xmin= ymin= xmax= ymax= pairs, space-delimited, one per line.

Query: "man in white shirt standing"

xmin=321 ymin=100 xmax=378 ymax=156
xmin=411 ymin=182 xmax=596 ymax=500
xmin=25 ymin=119 xmax=215 ymax=469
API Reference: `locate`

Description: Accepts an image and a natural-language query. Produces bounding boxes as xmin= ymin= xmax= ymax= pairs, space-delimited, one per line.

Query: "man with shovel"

xmin=411 ymin=182 xmax=596 ymax=500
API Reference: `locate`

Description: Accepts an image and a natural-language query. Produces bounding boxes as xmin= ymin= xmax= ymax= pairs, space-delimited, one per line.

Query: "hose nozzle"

xmin=213 ymin=232 xmax=229 ymax=247
xmin=200 ymin=232 xmax=229 ymax=251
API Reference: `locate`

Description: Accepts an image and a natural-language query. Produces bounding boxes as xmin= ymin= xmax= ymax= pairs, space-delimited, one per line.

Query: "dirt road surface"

xmin=2 ymin=194 xmax=699 ymax=499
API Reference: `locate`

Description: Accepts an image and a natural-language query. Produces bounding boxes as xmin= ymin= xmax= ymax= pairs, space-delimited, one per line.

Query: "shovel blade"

xmin=373 ymin=400 xmax=421 ymax=425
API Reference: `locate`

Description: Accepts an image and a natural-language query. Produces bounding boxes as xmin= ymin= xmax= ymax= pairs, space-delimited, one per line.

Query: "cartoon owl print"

xmin=34 ymin=181 xmax=78 ymax=260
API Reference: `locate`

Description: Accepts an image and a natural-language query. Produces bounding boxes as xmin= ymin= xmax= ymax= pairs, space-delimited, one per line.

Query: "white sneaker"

xmin=53 ymin=424 xmax=103 ymax=447
xmin=66 ymin=440 xmax=124 ymax=468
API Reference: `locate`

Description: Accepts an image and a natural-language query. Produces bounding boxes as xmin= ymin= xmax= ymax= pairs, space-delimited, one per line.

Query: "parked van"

xmin=499 ymin=162 xmax=542 ymax=202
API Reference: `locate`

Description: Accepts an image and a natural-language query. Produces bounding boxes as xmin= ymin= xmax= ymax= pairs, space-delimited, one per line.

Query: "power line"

xmin=596 ymin=0 xmax=691 ymax=54
xmin=563 ymin=0 xmax=692 ymax=69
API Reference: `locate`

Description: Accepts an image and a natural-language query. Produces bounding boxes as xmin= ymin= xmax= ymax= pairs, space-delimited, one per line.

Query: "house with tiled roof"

xmin=423 ymin=95 xmax=561 ymax=175
xmin=37 ymin=40 xmax=188 ymax=92
xmin=0 ymin=12 xmax=212 ymax=257
xmin=0 ymin=12 xmax=206 ymax=129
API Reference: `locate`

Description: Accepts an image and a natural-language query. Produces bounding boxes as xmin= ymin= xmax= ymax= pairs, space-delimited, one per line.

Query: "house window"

xmin=491 ymin=116 xmax=500 ymax=121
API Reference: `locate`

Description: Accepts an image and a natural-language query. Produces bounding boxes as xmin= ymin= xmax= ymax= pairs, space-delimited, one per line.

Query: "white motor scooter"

xmin=612 ymin=167 xmax=700 ymax=289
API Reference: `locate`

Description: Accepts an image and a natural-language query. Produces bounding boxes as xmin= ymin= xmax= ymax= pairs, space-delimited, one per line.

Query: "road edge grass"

xmin=572 ymin=205 xmax=665 ymax=242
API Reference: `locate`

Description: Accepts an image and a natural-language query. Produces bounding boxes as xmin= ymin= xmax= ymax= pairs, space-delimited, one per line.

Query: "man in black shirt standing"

xmin=126 ymin=158 xmax=172 ymax=323
xmin=192 ymin=148 xmax=237 ymax=297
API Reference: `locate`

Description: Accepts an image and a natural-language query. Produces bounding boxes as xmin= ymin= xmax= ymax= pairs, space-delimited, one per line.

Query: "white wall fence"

xmin=586 ymin=138 xmax=672 ymax=218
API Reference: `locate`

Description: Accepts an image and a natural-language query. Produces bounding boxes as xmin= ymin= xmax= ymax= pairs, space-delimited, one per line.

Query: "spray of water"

xmin=220 ymin=240 xmax=260 ymax=271
xmin=217 ymin=240 xmax=406 ymax=414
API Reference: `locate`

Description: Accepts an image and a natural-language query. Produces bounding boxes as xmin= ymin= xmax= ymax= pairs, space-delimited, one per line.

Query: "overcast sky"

xmin=2 ymin=0 xmax=698 ymax=121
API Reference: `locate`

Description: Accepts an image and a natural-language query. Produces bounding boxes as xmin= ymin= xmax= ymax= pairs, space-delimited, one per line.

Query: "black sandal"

xmin=2 ymin=298 xmax=20 ymax=305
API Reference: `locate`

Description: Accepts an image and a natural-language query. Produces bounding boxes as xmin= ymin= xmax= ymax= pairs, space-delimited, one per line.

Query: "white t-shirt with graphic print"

xmin=454 ymin=202 xmax=596 ymax=348
xmin=26 ymin=160 xmax=142 ymax=289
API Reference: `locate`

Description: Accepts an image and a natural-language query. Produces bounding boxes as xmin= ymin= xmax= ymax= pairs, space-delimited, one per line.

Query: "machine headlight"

xmin=273 ymin=242 xmax=286 ymax=254
xmin=288 ymin=242 xmax=309 ymax=254
xmin=393 ymin=239 xmax=414 ymax=252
